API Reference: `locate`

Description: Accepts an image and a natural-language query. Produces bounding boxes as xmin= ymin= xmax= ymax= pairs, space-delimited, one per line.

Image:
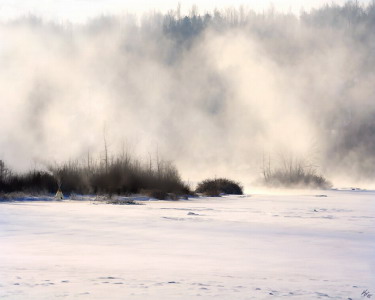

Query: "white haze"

xmin=1 ymin=3 xmax=375 ymax=187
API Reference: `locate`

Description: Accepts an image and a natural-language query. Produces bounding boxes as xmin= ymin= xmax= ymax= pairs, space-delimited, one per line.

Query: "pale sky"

xmin=0 ymin=0 xmax=371 ymax=23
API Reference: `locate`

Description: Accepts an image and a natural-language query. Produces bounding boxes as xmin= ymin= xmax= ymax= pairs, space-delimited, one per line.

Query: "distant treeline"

xmin=0 ymin=154 xmax=190 ymax=198
xmin=163 ymin=1 xmax=375 ymax=42
xmin=8 ymin=2 xmax=375 ymax=47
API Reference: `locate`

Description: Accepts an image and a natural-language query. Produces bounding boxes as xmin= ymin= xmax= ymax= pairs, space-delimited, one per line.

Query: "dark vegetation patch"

xmin=0 ymin=160 xmax=56 ymax=194
xmin=106 ymin=199 xmax=141 ymax=205
xmin=195 ymin=178 xmax=243 ymax=196
xmin=262 ymin=156 xmax=332 ymax=189
xmin=264 ymin=170 xmax=332 ymax=189
xmin=0 ymin=155 xmax=191 ymax=199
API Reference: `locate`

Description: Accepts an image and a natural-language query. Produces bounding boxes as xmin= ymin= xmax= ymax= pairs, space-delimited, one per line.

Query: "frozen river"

xmin=1 ymin=190 xmax=374 ymax=299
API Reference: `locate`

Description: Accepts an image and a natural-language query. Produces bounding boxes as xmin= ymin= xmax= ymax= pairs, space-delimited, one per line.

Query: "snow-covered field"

xmin=1 ymin=190 xmax=374 ymax=299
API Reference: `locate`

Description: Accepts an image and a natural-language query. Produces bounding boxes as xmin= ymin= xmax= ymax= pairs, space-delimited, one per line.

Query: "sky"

xmin=0 ymin=0 xmax=371 ymax=22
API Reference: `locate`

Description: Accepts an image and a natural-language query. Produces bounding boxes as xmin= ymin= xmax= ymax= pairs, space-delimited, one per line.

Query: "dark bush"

xmin=0 ymin=169 xmax=56 ymax=194
xmin=0 ymin=154 xmax=191 ymax=197
xmin=264 ymin=169 xmax=332 ymax=189
xmin=262 ymin=156 xmax=332 ymax=189
xmin=195 ymin=178 xmax=243 ymax=196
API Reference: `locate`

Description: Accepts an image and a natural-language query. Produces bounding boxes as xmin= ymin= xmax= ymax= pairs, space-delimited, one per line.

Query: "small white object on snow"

xmin=54 ymin=189 xmax=64 ymax=200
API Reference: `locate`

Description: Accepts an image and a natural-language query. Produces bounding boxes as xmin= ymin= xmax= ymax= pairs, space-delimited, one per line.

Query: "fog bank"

xmin=1 ymin=2 xmax=375 ymax=186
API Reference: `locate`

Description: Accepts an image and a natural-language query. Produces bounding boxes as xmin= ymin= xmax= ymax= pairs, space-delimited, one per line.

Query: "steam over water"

xmin=1 ymin=3 xmax=375 ymax=186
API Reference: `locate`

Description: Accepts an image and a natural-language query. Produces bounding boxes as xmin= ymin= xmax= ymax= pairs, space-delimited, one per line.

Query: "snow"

xmin=0 ymin=190 xmax=374 ymax=299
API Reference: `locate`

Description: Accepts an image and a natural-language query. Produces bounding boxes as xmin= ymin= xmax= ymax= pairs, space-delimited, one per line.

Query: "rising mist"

xmin=1 ymin=2 xmax=375 ymax=187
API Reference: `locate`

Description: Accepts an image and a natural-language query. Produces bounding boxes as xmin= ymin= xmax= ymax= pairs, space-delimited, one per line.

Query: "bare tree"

xmin=0 ymin=160 xmax=10 ymax=182
xmin=102 ymin=127 xmax=109 ymax=173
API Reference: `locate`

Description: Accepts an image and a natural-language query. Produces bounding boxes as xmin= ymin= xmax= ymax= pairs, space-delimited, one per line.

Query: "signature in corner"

xmin=362 ymin=289 xmax=373 ymax=298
